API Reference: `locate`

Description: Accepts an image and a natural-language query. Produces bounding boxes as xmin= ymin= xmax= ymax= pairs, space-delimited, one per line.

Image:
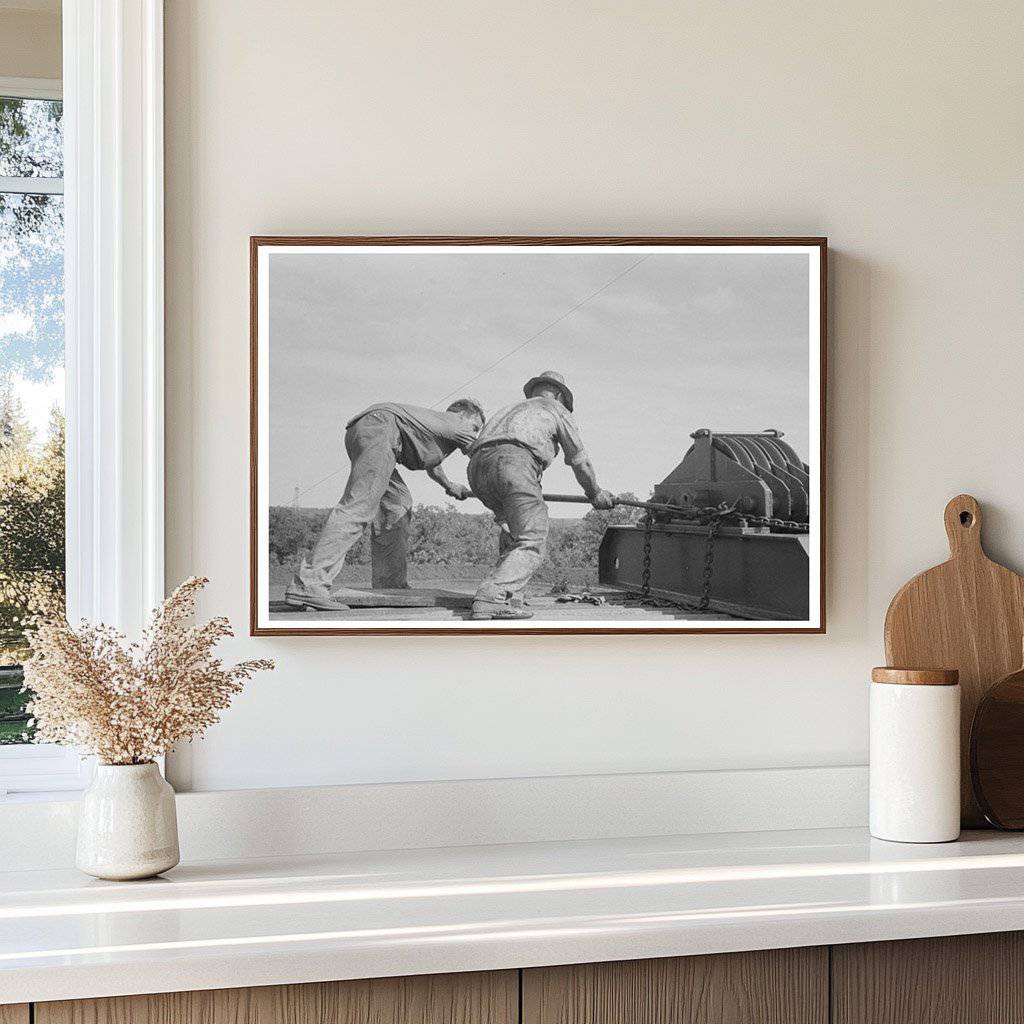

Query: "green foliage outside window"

xmin=1 ymin=94 xmax=66 ymax=744
xmin=0 ymin=394 xmax=65 ymax=743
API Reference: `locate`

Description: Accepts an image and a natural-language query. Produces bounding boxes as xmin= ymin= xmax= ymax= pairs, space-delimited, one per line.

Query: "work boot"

xmin=284 ymin=582 xmax=350 ymax=612
xmin=470 ymin=599 xmax=534 ymax=620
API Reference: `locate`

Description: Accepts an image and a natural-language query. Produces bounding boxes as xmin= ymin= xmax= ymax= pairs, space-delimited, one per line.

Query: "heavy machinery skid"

xmin=600 ymin=522 xmax=810 ymax=620
xmin=598 ymin=428 xmax=812 ymax=620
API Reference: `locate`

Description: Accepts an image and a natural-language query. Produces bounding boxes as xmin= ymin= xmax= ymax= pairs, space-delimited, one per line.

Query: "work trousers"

xmin=296 ymin=410 xmax=412 ymax=589
xmin=467 ymin=443 xmax=549 ymax=604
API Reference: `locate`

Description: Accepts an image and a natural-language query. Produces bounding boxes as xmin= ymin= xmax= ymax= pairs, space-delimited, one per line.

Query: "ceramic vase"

xmin=76 ymin=762 xmax=180 ymax=880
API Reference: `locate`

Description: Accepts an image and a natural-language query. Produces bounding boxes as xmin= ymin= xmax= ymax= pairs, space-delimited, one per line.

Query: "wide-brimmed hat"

xmin=523 ymin=370 xmax=574 ymax=412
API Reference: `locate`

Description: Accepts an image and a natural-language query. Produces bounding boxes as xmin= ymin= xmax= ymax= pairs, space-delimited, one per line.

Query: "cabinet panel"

xmin=833 ymin=932 xmax=1024 ymax=1024
xmin=0 ymin=1007 xmax=29 ymax=1024
xmin=523 ymin=948 xmax=827 ymax=1024
xmin=36 ymin=970 xmax=517 ymax=1024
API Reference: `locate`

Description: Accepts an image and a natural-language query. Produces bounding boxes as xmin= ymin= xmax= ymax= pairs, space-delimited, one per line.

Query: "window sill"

xmin=0 ymin=744 xmax=92 ymax=800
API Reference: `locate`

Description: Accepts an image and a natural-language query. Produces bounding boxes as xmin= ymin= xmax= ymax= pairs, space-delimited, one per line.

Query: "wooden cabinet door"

xmin=523 ymin=948 xmax=828 ymax=1024
xmin=0 ymin=1007 xmax=29 ymax=1024
xmin=35 ymin=970 xmax=517 ymax=1024
xmin=833 ymin=932 xmax=1024 ymax=1024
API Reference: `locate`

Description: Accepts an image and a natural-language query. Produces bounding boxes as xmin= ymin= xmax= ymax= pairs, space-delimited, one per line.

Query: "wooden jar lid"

xmin=871 ymin=667 xmax=960 ymax=686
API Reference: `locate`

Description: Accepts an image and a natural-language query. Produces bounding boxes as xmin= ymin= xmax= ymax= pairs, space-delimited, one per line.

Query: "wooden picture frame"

xmin=250 ymin=236 xmax=827 ymax=635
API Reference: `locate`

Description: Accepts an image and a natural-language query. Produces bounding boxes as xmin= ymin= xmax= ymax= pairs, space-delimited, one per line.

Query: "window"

xmin=0 ymin=5 xmax=166 ymax=798
xmin=0 ymin=78 xmax=85 ymax=799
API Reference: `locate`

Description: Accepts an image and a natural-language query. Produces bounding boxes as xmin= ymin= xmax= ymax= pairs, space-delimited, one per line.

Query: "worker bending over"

xmin=286 ymin=399 xmax=484 ymax=611
xmin=467 ymin=371 xmax=614 ymax=620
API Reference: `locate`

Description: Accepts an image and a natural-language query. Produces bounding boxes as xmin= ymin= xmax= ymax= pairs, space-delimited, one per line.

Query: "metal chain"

xmin=638 ymin=511 xmax=654 ymax=603
xmin=697 ymin=517 xmax=719 ymax=611
xmin=729 ymin=511 xmax=806 ymax=532
xmin=635 ymin=499 xmax=807 ymax=535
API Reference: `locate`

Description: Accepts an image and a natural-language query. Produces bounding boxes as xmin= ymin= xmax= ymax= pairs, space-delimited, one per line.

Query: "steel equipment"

xmin=593 ymin=428 xmax=812 ymax=620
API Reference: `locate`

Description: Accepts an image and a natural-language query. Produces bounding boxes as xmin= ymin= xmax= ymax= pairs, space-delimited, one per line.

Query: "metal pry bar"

xmin=464 ymin=491 xmax=731 ymax=518
xmin=539 ymin=493 xmax=695 ymax=516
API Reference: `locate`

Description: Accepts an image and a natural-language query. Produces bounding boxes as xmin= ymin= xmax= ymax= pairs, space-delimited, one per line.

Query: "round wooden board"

xmin=971 ymin=665 xmax=1024 ymax=829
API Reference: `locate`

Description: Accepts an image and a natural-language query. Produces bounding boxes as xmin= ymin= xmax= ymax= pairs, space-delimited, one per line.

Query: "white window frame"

xmin=0 ymin=1 xmax=164 ymax=800
xmin=0 ymin=76 xmax=61 ymax=101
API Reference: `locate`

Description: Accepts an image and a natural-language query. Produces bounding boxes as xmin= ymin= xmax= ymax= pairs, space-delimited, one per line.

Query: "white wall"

xmin=164 ymin=1 xmax=1024 ymax=792
xmin=0 ymin=3 xmax=61 ymax=80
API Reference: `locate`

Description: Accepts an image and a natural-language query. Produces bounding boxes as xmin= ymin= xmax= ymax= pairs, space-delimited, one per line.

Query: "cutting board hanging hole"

xmin=944 ymin=494 xmax=983 ymax=557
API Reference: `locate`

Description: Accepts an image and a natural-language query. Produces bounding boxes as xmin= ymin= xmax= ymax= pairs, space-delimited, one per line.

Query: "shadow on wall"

xmin=827 ymin=248 xmax=872 ymax=640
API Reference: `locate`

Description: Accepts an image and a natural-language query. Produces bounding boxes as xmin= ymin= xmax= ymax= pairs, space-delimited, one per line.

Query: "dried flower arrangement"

xmin=23 ymin=577 xmax=273 ymax=765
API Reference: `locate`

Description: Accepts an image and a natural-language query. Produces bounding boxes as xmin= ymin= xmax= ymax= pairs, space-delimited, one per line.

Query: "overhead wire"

xmin=289 ymin=255 xmax=648 ymax=504
xmin=429 ymin=255 xmax=648 ymax=408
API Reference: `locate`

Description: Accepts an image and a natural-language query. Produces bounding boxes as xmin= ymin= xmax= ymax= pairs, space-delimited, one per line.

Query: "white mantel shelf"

xmin=4 ymin=826 xmax=1024 ymax=1004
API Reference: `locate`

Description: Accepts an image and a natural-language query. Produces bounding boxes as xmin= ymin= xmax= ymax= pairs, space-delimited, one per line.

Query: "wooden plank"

xmin=0 ymin=1007 xmax=29 ymax=1024
xmin=523 ymin=949 xmax=828 ymax=1024
xmin=36 ymin=971 xmax=517 ymax=1024
xmin=833 ymin=932 xmax=1024 ymax=1024
xmin=270 ymin=588 xmax=473 ymax=610
xmin=268 ymin=583 xmax=723 ymax=622
xmin=268 ymin=603 xmax=716 ymax=622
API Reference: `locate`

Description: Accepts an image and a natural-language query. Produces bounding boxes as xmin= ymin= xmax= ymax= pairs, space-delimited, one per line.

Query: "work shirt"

xmin=469 ymin=396 xmax=589 ymax=469
xmin=347 ymin=403 xmax=477 ymax=472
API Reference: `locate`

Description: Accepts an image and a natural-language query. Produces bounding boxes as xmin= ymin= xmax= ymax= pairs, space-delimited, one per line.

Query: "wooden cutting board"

xmin=884 ymin=494 xmax=1024 ymax=826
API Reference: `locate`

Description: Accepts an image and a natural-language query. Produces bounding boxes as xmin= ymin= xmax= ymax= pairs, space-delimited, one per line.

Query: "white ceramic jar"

xmin=870 ymin=667 xmax=960 ymax=843
xmin=76 ymin=762 xmax=180 ymax=880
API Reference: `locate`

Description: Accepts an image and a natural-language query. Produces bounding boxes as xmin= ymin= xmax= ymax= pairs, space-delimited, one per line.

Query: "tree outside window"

xmin=0 ymin=93 xmax=65 ymax=744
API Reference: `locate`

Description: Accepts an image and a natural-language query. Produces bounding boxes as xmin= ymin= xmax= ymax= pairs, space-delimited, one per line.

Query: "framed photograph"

xmin=250 ymin=236 xmax=826 ymax=635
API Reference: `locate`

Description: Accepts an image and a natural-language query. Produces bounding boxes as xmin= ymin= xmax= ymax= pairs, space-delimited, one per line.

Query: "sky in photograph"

xmin=267 ymin=250 xmax=811 ymax=516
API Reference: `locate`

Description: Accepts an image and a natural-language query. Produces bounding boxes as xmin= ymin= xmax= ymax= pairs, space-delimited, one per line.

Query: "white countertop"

xmin=4 ymin=826 xmax=1024 ymax=1004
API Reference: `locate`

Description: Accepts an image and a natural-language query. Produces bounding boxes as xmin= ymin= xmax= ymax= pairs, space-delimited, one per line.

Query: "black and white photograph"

xmin=251 ymin=238 xmax=825 ymax=634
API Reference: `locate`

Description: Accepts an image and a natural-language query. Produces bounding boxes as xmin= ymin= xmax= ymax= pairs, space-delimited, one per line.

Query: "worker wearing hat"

xmin=467 ymin=371 xmax=614 ymax=620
